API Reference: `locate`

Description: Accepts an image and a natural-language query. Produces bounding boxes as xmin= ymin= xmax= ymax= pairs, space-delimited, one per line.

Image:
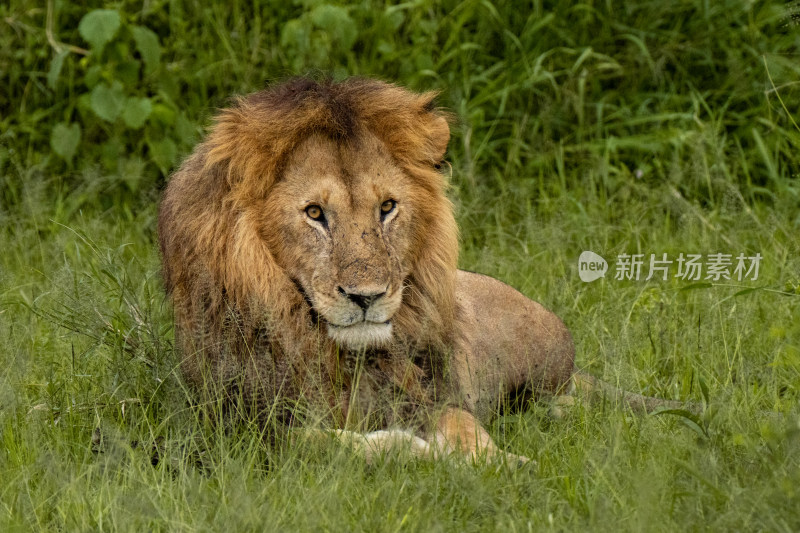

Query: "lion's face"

xmin=260 ymin=133 xmax=421 ymax=350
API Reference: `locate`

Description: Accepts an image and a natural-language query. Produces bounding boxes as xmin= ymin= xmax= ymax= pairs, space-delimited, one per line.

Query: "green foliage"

xmin=78 ymin=9 xmax=121 ymax=53
xmin=2 ymin=0 xmax=798 ymax=203
xmin=89 ymin=80 xmax=126 ymax=122
xmin=282 ymin=4 xmax=359 ymax=73
xmin=10 ymin=4 xmax=192 ymax=194
xmin=50 ymin=121 xmax=81 ymax=163
xmin=130 ymin=25 xmax=161 ymax=74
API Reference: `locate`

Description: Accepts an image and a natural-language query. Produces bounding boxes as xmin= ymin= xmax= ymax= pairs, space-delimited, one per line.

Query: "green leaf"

xmin=121 ymin=97 xmax=152 ymax=129
xmin=47 ymin=50 xmax=68 ymax=90
xmin=280 ymin=19 xmax=309 ymax=50
xmin=309 ymin=5 xmax=357 ymax=49
xmin=78 ymin=9 xmax=122 ymax=54
xmin=652 ymin=408 xmax=708 ymax=439
xmin=148 ymin=137 xmax=177 ymax=174
xmin=131 ymin=26 xmax=161 ymax=74
xmin=383 ymin=7 xmax=405 ymax=31
xmin=76 ymin=93 xmax=92 ymax=114
xmin=90 ymin=81 xmax=126 ymax=122
xmin=149 ymin=103 xmax=176 ymax=126
xmin=732 ymin=286 xmax=763 ymax=298
xmin=50 ymin=122 xmax=81 ymax=163
xmin=698 ymin=375 xmax=710 ymax=405
xmin=376 ymin=40 xmax=394 ymax=56
xmin=174 ymin=112 xmax=197 ymax=145
xmin=679 ymin=282 xmax=713 ymax=291
xmin=84 ymin=65 xmax=103 ymax=88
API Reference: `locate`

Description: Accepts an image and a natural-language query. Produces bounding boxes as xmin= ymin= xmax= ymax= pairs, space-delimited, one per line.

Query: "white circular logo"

xmin=578 ymin=251 xmax=608 ymax=282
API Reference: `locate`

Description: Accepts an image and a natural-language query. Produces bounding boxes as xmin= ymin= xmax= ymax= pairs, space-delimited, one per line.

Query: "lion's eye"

xmin=380 ymin=199 xmax=396 ymax=219
xmin=305 ymin=204 xmax=325 ymax=222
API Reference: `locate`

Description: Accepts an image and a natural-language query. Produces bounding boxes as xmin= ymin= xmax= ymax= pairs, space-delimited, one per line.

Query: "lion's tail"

xmin=565 ymin=371 xmax=704 ymax=416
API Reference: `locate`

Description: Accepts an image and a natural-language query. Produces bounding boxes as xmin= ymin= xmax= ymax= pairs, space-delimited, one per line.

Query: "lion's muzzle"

xmin=320 ymin=285 xmax=402 ymax=349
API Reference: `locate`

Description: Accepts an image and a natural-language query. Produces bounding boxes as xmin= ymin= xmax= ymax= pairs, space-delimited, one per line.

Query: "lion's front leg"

xmin=431 ymin=407 xmax=531 ymax=466
xmin=295 ymin=427 xmax=434 ymax=464
xmin=293 ymin=413 xmax=530 ymax=467
xmin=338 ymin=429 xmax=433 ymax=463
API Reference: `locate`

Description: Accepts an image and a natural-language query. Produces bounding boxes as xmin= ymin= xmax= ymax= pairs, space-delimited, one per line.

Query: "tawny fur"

xmin=158 ymin=78 xmax=575 ymax=463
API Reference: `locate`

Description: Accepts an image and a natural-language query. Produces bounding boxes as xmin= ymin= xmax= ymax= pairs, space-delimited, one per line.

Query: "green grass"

xmin=2 ymin=0 xmax=799 ymax=531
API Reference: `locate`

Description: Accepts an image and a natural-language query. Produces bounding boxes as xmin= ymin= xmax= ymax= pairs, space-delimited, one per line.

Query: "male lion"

xmin=159 ymin=77 xmax=653 ymax=464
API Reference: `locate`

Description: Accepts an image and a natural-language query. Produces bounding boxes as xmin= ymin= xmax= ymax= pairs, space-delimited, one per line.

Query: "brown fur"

xmin=158 ymin=77 xmax=575 ymax=463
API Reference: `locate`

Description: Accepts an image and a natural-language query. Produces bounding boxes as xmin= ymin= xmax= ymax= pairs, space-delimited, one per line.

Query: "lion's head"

xmin=159 ymin=78 xmax=458 ymax=395
xmin=265 ymin=132 xmax=427 ymax=349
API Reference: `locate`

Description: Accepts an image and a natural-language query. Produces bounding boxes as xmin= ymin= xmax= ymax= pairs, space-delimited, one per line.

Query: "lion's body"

xmin=159 ymin=78 xmax=575 ymax=462
xmin=454 ymin=271 xmax=574 ymax=422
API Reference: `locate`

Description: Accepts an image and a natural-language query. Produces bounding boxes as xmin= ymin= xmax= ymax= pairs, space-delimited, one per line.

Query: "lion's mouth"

xmin=290 ymin=278 xmax=396 ymax=348
xmin=326 ymin=321 xmax=393 ymax=349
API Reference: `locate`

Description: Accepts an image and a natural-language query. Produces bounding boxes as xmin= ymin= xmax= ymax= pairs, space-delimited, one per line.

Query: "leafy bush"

xmin=48 ymin=7 xmax=193 ymax=181
xmin=1 ymin=0 xmax=798 ymax=209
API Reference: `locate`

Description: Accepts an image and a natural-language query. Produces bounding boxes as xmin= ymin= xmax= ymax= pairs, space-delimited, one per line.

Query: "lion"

xmin=158 ymin=77 xmax=683 ymax=465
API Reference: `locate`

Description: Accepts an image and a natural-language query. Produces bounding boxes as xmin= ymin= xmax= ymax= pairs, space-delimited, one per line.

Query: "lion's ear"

xmin=428 ymin=114 xmax=450 ymax=164
xmin=419 ymin=92 xmax=450 ymax=164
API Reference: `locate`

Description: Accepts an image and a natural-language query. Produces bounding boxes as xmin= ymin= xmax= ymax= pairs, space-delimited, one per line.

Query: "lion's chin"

xmin=327 ymin=322 xmax=393 ymax=350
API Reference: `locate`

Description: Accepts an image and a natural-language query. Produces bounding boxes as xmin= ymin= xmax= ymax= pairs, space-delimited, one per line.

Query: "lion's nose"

xmin=337 ymin=286 xmax=386 ymax=311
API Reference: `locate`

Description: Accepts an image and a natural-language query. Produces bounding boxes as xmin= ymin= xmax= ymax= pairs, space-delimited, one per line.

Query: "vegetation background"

xmin=1 ymin=0 xmax=799 ymax=530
